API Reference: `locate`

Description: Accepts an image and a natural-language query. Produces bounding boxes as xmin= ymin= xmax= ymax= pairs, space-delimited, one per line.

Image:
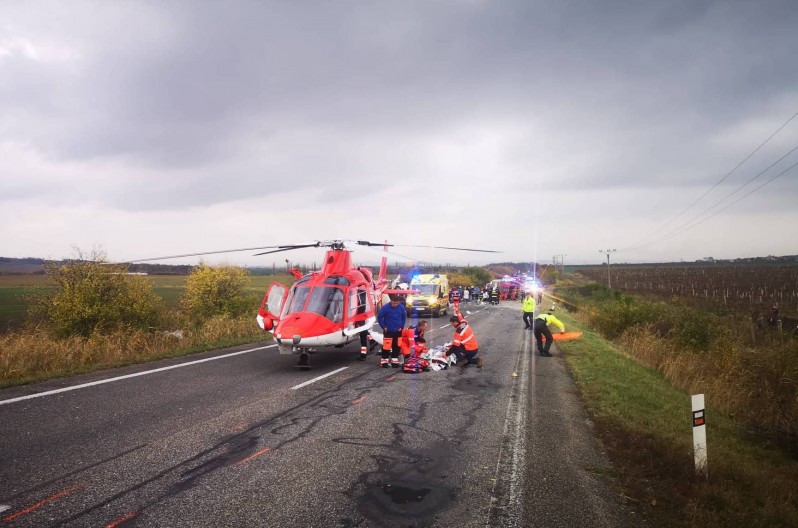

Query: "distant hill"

xmin=0 ymin=257 xmax=46 ymax=274
xmin=0 ymin=257 xmax=193 ymax=275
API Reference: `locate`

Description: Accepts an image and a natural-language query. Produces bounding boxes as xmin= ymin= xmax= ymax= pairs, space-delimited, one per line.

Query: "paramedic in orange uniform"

xmin=446 ymin=306 xmax=482 ymax=368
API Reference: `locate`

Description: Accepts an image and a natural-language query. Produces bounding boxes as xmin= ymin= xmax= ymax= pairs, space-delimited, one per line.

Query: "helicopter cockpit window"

xmin=306 ymin=286 xmax=345 ymax=322
xmin=284 ymin=286 xmax=311 ymax=316
xmin=323 ymin=276 xmax=350 ymax=286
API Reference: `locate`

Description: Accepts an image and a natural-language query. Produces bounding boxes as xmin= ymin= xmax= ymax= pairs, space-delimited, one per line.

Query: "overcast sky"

xmin=2 ymin=0 xmax=797 ymax=268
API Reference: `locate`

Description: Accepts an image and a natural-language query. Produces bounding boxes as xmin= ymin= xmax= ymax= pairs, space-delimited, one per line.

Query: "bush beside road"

xmin=550 ymin=301 xmax=798 ymax=527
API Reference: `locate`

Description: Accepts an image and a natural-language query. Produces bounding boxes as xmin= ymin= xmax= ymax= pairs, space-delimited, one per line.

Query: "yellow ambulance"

xmin=406 ymin=274 xmax=450 ymax=317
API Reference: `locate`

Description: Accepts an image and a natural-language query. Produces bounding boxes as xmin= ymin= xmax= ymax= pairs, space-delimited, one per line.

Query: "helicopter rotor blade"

xmin=252 ymin=243 xmax=321 ymax=256
xmin=117 ymin=239 xmax=498 ymax=264
xmin=355 ymin=240 xmax=395 ymax=247
xmin=124 ymin=245 xmax=295 ymax=263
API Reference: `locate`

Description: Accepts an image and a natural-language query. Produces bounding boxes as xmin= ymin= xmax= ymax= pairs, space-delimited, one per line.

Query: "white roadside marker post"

xmin=692 ymin=393 xmax=708 ymax=480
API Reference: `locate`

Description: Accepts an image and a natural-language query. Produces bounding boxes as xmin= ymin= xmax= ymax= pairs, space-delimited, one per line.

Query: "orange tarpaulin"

xmin=552 ymin=332 xmax=583 ymax=341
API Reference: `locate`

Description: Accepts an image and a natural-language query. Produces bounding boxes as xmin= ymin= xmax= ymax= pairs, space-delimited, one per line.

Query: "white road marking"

xmin=435 ymin=306 xmax=489 ymax=330
xmin=0 ymin=505 xmax=10 ymax=513
xmin=486 ymin=327 xmax=529 ymax=526
xmin=0 ymin=344 xmax=278 ymax=406
xmin=291 ymin=367 xmax=350 ymax=390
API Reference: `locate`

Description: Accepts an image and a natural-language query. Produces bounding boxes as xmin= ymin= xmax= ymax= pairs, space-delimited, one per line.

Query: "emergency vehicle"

xmin=406 ymin=274 xmax=450 ymax=317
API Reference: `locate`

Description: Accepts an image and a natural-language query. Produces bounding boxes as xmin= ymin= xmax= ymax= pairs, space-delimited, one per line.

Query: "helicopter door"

xmin=257 ymin=282 xmax=289 ymax=331
xmin=343 ymin=287 xmax=374 ymax=336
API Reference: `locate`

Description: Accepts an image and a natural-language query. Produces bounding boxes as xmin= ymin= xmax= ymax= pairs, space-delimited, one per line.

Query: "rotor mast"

xmin=321 ymin=247 xmax=353 ymax=275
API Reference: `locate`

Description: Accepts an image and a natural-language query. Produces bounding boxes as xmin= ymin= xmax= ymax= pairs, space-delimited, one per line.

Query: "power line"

xmin=668 ymin=143 xmax=798 ymax=232
xmin=624 ymin=110 xmax=798 ymax=250
xmin=627 ymin=142 xmax=798 ymax=249
xmin=656 ymin=157 xmax=798 ymax=242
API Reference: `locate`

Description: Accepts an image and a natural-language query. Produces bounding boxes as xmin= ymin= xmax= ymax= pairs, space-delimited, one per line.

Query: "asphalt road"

xmin=0 ymin=301 xmax=640 ymax=527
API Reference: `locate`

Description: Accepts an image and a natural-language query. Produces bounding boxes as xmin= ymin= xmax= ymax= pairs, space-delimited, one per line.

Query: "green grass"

xmin=0 ymin=275 xmax=51 ymax=331
xmin=554 ymin=309 xmax=798 ymax=527
xmin=0 ymin=274 xmax=293 ymax=331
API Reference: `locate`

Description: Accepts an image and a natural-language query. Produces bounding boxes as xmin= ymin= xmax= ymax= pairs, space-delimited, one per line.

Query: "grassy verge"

xmin=0 ymin=272 xmax=297 ymax=388
xmin=555 ymin=310 xmax=798 ymax=527
xmin=0 ymin=315 xmax=270 ymax=389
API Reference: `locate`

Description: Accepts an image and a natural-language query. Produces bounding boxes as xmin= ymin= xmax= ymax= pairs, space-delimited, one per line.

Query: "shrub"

xmin=461 ymin=266 xmax=493 ymax=286
xmin=29 ymin=251 xmax=162 ymax=338
xmin=446 ymin=272 xmax=475 ymax=288
xmin=181 ymin=263 xmax=252 ymax=321
xmin=589 ymin=296 xmax=662 ymax=340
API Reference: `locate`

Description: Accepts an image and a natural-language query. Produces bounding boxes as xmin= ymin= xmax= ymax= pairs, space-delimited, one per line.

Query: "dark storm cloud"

xmin=2 ymin=0 xmax=797 ymax=212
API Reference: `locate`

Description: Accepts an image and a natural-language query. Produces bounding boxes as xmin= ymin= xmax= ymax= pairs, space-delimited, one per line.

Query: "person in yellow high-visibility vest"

xmin=533 ymin=310 xmax=565 ymax=357
xmin=522 ymin=292 xmax=536 ymax=329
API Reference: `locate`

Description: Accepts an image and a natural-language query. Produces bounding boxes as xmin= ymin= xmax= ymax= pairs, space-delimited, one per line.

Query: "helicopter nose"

xmin=276 ymin=313 xmax=336 ymax=343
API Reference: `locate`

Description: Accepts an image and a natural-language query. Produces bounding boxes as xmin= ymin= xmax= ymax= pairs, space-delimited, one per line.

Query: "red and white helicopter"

xmin=130 ymin=239 xmax=497 ymax=369
xmin=255 ymin=239 xmax=500 ymax=368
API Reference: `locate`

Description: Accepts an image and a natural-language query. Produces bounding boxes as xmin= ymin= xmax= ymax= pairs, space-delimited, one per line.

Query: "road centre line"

xmin=0 ymin=344 xmax=277 ymax=407
xmin=291 ymin=367 xmax=350 ymax=390
xmin=435 ymin=306 xmax=489 ymax=329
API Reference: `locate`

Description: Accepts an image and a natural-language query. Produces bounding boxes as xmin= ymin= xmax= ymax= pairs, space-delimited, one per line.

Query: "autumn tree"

xmin=181 ymin=263 xmax=252 ymax=321
xmin=31 ymin=249 xmax=162 ymax=338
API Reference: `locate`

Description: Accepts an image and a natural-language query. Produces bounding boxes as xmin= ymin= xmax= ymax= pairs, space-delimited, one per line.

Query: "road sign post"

xmin=692 ymin=393 xmax=708 ymax=480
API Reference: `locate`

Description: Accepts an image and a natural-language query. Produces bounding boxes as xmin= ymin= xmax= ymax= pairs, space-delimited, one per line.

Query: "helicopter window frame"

xmin=358 ymin=288 xmax=369 ymax=314
xmin=306 ymin=286 xmax=346 ymax=323
xmin=283 ymin=285 xmax=312 ymax=316
xmin=348 ymin=288 xmax=358 ymax=321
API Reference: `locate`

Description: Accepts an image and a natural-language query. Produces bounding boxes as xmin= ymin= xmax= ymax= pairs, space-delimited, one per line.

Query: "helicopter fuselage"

xmin=258 ymin=249 xmax=383 ymax=356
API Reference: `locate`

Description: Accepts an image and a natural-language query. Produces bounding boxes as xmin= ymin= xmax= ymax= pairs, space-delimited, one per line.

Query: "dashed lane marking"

xmin=0 ymin=344 xmax=278 ymax=406
xmin=291 ymin=367 xmax=350 ymax=390
xmin=434 ymin=306 xmax=489 ymax=330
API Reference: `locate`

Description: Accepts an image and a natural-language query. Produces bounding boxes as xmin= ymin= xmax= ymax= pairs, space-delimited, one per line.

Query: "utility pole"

xmin=599 ymin=249 xmax=617 ymax=289
xmin=553 ymin=254 xmax=566 ymax=274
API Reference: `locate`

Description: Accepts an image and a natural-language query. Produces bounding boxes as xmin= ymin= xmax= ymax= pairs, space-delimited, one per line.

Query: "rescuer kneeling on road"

xmin=533 ymin=309 xmax=565 ymax=357
xmin=447 ymin=306 xmax=482 ymax=368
